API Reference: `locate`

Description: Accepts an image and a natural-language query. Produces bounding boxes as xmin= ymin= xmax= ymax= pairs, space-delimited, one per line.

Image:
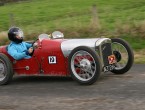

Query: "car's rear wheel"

xmin=0 ymin=53 xmax=13 ymax=85
xmin=68 ymin=46 xmax=101 ymax=85
xmin=111 ymin=38 xmax=134 ymax=74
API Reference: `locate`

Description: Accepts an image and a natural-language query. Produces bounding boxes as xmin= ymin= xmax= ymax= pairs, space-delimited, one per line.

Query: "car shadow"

xmin=10 ymin=72 xmax=131 ymax=85
xmin=12 ymin=75 xmax=73 ymax=85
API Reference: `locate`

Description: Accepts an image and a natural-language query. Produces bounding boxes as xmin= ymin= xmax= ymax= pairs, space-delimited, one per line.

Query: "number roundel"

xmin=48 ymin=56 xmax=57 ymax=64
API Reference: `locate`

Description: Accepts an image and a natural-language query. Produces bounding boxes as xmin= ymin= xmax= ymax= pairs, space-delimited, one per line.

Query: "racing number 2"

xmin=48 ymin=56 xmax=57 ymax=64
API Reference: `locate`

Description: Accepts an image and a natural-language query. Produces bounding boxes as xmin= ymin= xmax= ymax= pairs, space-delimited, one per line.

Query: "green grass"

xmin=0 ymin=0 xmax=145 ymax=50
xmin=120 ymin=35 xmax=145 ymax=50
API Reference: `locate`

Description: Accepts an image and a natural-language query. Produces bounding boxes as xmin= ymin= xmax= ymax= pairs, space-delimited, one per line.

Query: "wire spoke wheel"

xmin=0 ymin=53 xmax=13 ymax=85
xmin=0 ymin=61 xmax=6 ymax=81
xmin=112 ymin=42 xmax=128 ymax=70
xmin=111 ymin=38 xmax=134 ymax=74
xmin=69 ymin=46 xmax=101 ymax=85
xmin=71 ymin=50 xmax=96 ymax=81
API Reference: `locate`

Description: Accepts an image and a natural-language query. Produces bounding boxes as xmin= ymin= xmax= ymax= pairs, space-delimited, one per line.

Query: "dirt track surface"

xmin=0 ymin=64 xmax=145 ymax=110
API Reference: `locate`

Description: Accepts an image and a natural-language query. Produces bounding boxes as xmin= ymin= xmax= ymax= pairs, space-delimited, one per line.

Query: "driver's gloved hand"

xmin=24 ymin=47 xmax=34 ymax=56
xmin=28 ymin=47 xmax=33 ymax=54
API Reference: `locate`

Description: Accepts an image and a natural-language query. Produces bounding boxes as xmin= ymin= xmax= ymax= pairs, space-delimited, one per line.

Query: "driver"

xmin=7 ymin=27 xmax=34 ymax=60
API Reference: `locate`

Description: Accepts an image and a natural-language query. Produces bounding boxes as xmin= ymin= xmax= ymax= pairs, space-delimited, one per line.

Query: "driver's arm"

xmin=24 ymin=42 xmax=32 ymax=49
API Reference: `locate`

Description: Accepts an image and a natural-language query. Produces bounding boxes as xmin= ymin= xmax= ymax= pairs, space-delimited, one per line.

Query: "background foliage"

xmin=0 ymin=0 xmax=145 ymax=63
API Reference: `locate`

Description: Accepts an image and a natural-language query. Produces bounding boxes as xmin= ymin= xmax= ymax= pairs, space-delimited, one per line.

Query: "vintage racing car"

xmin=0 ymin=31 xmax=134 ymax=85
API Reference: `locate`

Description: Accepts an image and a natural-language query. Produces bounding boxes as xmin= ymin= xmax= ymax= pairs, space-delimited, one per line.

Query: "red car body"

xmin=0 ymin=39 xmax=69 ymax=76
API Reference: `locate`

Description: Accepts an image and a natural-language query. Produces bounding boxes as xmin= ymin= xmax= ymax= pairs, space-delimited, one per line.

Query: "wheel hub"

xmin=113 ymin=51 xmax=122 ymax=62
xmin=80 ymin=59 xmax=91 ymax=71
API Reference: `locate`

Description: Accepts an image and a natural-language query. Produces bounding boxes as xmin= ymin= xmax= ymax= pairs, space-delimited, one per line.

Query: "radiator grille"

xmin=101 ymin=43 xmax=112 ymax=66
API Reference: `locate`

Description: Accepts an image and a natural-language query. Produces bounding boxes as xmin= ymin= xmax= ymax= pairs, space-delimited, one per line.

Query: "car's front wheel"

xmin=0 ymin=53 xmax=13 ymax=85
xmin=111 ymin=38 xmax=134 ymax=74
xmin=68 ymin=46 xmax=101 ymax=85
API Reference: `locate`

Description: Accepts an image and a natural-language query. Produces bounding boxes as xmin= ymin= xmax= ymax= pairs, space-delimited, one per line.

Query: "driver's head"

xmin=8 ymin=27 xmax=24 ymax=43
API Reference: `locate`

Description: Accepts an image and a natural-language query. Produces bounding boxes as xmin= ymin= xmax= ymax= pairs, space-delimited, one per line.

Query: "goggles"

xmin=14 ymin=30 xmax=24 ymax=38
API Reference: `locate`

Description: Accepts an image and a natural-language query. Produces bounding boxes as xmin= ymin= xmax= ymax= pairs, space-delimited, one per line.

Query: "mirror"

xmin=52 ymin=31 xmax=64 ymax=39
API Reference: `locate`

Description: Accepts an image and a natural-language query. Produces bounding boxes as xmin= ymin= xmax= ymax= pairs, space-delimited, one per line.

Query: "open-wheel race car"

xmin=0 ymin=31 xmax=134 ymax=85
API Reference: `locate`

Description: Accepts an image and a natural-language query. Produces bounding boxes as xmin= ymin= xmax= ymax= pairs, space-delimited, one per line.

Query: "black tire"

xmin=111 ymin=38 xmax=134 ymax=74
xmin=0 ymin=53 xmax=13 ymax=85
xmin=68 ymin=46 xmax=101 ymax=85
